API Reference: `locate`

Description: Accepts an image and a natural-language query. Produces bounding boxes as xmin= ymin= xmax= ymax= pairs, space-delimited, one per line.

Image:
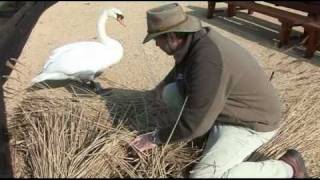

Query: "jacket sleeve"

xmin=163 ymin=67 xmax=176 ymax=84
xmin=157 ymin=48 xmax=228 ymax=144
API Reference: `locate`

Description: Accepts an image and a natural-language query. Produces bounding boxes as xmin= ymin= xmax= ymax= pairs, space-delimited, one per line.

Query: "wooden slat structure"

xmin=207 ymin=1 xmax=320 ymax=58
xmin=226 ymin=1 xmax=311 ymax=47
xmin=268 ymin=1 xmax=320 ymax=20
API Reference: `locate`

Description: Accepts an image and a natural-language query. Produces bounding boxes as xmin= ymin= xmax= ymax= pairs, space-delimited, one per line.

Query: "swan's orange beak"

xmin=118 ymin=19 xmax=126 ymax=27
xmin=116 ymin=14 xmax=126 ymax=28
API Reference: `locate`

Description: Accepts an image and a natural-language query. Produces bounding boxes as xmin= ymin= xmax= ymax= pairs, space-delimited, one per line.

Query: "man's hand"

xmin=129 ymin=132 xmax=157 ymax=152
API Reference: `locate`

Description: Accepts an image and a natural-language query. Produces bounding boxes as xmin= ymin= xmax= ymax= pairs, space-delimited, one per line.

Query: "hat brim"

xmin=142 ymin=15 xmax=202 ymax=44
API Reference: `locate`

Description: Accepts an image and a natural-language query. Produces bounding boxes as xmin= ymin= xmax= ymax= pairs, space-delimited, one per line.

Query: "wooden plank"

xmin=226 ymin=1 xmax=314 ymax=47
xmin=268 ymin=1 xmax=320 ymax=14
xmin=305 ymin=21 xmax=320 ymax=29
xmin=228 ymin=1 xmax=310 ymax=24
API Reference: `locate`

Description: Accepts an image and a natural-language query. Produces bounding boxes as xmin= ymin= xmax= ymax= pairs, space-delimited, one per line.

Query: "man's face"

xmin=154 ymin=34 xmax=176 ymax=55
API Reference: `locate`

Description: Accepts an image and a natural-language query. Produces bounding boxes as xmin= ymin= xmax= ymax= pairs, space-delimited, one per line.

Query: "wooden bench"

xmin=226 ymin=1 xmax=312 ymax=47
xmin=303 ymin=21 xmax=320 ymax=58
xmin=207 ymin=1 xmax=253 ymax=19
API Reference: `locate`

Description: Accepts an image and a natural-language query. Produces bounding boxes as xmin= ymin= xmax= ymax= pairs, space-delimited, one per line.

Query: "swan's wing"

xmin=72 ymin=70 xmax=96 ymax=81
xmin=51 ymin=42 xmax=97 ymax=58
xmin=43 ymin=42 xmax=98 ymax=70
xmin=42 ymin=43 xmax=117 ymax=76
xmin=31 ymin=72 xmax=71 ymax=83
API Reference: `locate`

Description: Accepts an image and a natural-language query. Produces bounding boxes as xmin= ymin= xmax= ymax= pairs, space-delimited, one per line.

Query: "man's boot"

xmin=279 ymin=149 xmax=308 ymax=178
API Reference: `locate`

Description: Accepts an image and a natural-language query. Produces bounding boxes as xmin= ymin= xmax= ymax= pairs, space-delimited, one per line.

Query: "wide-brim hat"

xmin=143 ymin=3 xmax=202 ymax=44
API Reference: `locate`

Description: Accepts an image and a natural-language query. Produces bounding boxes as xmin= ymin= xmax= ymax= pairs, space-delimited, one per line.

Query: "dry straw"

xmin=6 ymin=82 xmax=202 ymax=178
xmin=248 ymin=82 xmax=320 ymax=177
xmin=4 ymin=54 xmax=320 ymax=177
xmin=247 ymin=53 xmax=320 ymax=177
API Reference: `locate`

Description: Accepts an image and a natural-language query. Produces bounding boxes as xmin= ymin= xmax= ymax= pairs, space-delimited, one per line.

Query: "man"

xmin=130 ymin=3 xmax=307 ymax=178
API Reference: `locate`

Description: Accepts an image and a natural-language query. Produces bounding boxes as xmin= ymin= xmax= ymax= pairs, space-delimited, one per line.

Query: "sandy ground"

xmin=3 ymin=1 xmax=320 ymax=177
xmin=4 ymin=1 xmax=320 ymax=96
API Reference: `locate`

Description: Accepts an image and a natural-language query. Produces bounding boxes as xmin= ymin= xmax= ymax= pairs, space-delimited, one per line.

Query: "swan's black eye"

xmin=116 ymin=14 xmax=124 ymax=20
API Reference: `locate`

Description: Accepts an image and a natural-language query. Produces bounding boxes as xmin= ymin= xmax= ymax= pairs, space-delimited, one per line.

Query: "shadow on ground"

xmin=27 ymin=79 xmax=103 ymax=96
xmin=186 ymin=5 xmax=320 ymax=66
xmin=28 ymin=80 xmax=167 ymax=133
xmin=100 ymin=87 xmax=167 ymax=133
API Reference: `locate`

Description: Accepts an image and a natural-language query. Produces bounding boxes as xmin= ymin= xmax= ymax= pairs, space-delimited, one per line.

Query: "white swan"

xmin=31 ymin=8 xmax=125 ymax=92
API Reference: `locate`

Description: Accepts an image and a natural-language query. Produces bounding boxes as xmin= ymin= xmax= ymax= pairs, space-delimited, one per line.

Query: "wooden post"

xmin=207 ymin=1 xmax=216 ymax=19
xmin=227 ymin=2 xmax=236 ymax=17
xmin=278 ymin=21 xmax=292 ymax=48
xmin=302 ymin=12 xmax=319 ymax=40
xmin=304 ymin=28 xmax=318 ymax=58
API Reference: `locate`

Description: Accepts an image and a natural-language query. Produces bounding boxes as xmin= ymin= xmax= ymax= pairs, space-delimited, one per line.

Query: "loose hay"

xmin=249 ymin=77 xmax=320 ymax=177
xmin=7 ymin=84 xmax=202 ymax=178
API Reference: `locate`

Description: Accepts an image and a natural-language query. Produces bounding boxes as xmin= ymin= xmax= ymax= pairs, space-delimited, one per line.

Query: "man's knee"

xmin=161 ymin=83 xmax=174 ymax=105
xmin=161 ymin=83 xmax=183 ymax=109
xmin=189 ymin=163 xmax=222 ymax=178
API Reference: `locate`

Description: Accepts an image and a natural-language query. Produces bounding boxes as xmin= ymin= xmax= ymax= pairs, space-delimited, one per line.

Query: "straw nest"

xmin=6 ymin=82 xmax=202 ymax=178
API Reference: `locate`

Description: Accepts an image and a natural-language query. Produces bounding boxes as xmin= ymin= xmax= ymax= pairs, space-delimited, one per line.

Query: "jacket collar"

xmin=173 ymin=27 xmax=208 ymax=64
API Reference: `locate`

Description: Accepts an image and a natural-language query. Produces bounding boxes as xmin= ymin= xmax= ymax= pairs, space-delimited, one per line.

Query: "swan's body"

xmin=32 ymin=8 xmax=124 ymax=89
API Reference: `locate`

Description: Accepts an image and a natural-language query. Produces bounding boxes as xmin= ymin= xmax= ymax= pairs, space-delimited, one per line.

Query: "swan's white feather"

xmin=32 ymin=8 xmax=124 ymax=83
xmin=43 ymin=42 xmax=121 ymax=75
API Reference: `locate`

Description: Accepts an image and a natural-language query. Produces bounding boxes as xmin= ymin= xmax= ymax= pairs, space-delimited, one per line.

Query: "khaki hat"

xmin=143 ymin=3 xmax=202 ymax=44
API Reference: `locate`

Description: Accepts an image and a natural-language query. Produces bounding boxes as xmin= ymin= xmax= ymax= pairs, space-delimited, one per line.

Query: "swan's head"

xmin=106 ymin=8 xmax=125 ymax=27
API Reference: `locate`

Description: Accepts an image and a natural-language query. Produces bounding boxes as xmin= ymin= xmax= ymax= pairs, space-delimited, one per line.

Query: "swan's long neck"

xmin=96 ymin=10 xmax=123 ymax=65
xmin=97 ymin=11 xmax=113 ymax=45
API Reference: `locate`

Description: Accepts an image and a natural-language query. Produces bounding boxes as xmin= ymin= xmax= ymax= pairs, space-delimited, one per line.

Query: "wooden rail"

xmin=207 ymin=1 xmax=320 ymax=58
xmin=226 ymin=1 xmax=311 ymax=47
